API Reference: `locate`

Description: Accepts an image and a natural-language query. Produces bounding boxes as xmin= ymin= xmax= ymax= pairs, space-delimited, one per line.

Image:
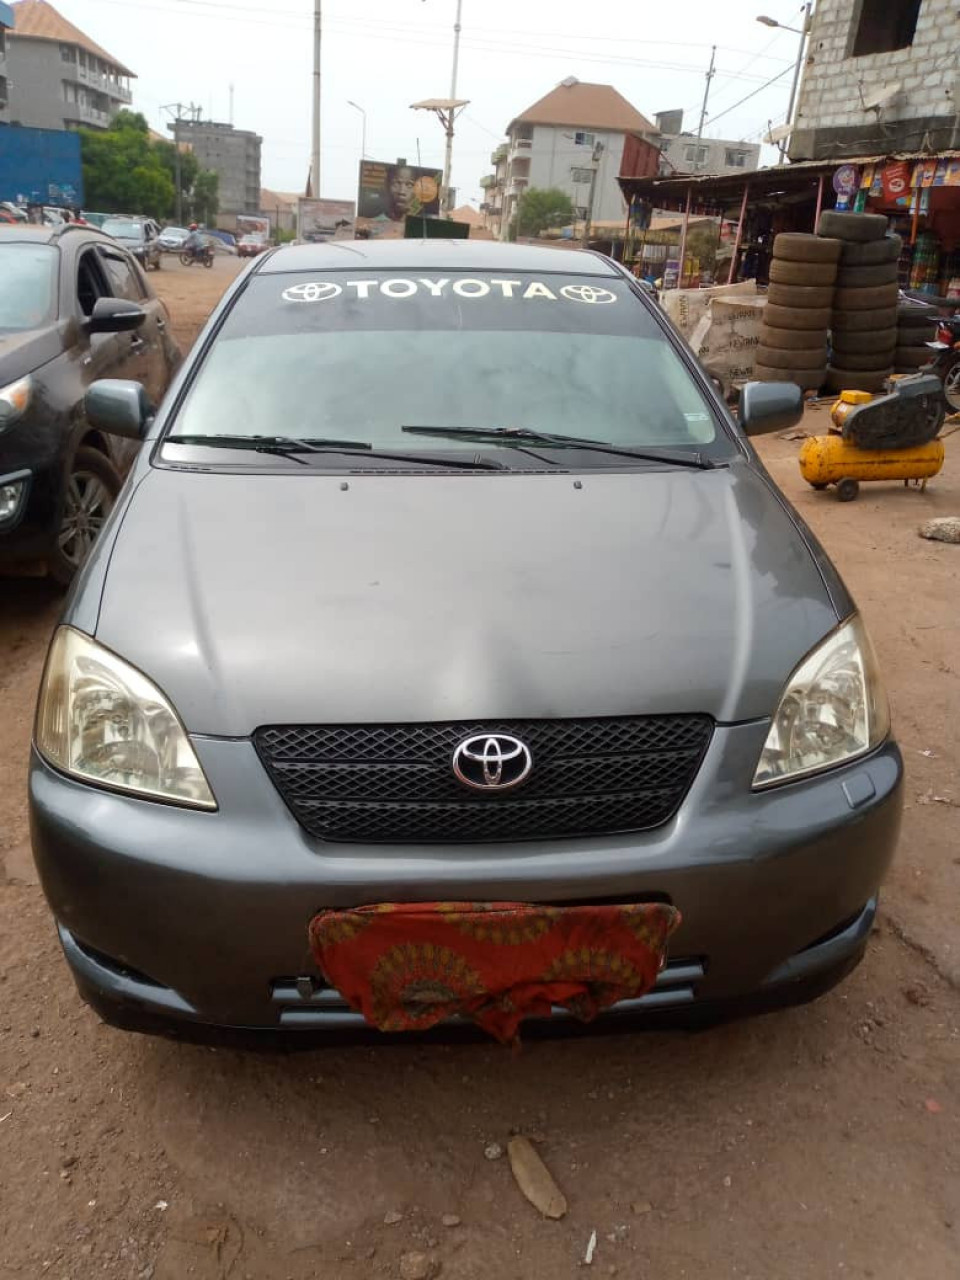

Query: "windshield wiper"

xmin=401 ymin=425 xmax=717 ymax=469
xmin=164 ymin=433 xmax=507 ymax=471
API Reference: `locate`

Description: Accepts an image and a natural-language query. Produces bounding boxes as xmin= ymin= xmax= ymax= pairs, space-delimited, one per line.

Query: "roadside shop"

xmin=619 ymin=152 xmax=960 ymax=297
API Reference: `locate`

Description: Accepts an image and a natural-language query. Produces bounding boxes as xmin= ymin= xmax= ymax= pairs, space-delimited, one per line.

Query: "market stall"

xmin=618 ymin=152 xmax=960 ymax=295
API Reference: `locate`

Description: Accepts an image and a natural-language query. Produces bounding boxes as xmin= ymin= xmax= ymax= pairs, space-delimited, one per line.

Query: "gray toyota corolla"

xmin=29 ymin=241 xmax=902 ymax=1039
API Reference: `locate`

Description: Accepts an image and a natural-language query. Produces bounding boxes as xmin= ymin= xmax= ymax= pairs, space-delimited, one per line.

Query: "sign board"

xmin=357 ymin=159 xmax=442 ymax=228
xmin=571 ymin=168 xmax=593 ymax=184
xmin=237 ymin=214 xmax=270 ymax=239
xmin=297 ymin=198 xmax=356 ymax=242
xmin=0 ymin=2 xmax=14 ymax=28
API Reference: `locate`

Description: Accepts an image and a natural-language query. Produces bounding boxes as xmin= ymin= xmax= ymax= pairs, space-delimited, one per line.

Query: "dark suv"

xmin=0 ymin=223 xmax=180 ymax=581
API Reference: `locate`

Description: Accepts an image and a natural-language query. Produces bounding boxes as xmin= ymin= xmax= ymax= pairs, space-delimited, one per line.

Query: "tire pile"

xmin=895 ymin=298 xmax=939 ymax=375
xmin=819 ymin=210 xmax=900 ymax=394
xmin=754 ymin=232 xmax=840 ymax=391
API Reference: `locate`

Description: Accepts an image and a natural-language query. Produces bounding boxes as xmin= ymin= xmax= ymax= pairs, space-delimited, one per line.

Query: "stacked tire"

xmin=819 ymin=210 xmax=900 ymax=394
xmin=895 ymin=299 xmax=939 ymax=374
xmin=755 ymin=232 xmax=840 ymax=391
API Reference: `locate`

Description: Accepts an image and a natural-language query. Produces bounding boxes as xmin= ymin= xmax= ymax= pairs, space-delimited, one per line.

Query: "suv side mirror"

xmin=85 ymin=379 xmax=151 ymax=439
xmin=86 ymin=296 xmax=146 ymax=334
xmin=739 ymin=380 xmax=804 ymax=437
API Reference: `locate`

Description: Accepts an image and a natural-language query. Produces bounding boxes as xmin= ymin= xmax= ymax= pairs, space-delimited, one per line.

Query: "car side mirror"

xmin=86 ymin=296 xmax=146 ymax=334
xmin=85 ymin=379 xmax=151 ymax=439
xmin=739 ymin=380 xmax=804 ymax=437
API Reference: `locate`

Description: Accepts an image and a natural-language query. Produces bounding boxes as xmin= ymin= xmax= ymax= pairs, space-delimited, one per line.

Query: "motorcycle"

xmin=179 ymin=244 xmax=215 ymax=269
xmin=901 ymin=290 xmax=960 ymax=414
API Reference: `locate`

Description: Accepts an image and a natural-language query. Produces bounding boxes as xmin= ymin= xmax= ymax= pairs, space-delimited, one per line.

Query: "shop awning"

xmin=619 ymin=151 xmax=960 ymax=216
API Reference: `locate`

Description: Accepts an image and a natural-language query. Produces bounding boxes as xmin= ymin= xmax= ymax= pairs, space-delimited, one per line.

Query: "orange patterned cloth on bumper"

xmin=308 ymin=901 xmax=681 ymax=1045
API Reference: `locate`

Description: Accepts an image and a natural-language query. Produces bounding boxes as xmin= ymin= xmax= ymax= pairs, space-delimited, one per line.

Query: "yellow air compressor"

xmin=799 ymin=434 xmax=945 ymax=501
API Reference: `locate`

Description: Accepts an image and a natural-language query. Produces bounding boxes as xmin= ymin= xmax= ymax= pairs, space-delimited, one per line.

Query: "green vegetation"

xmin=515 ymin=187 xmax=575 ymax=238
xmin=80 ymin=111 xmax=218 ymax=222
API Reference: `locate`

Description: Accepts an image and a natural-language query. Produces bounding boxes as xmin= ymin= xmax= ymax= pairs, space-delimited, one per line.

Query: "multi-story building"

xmin=479 ymin=142 xmax=508 ymax=237
xmin=0 ymin=4 xmax=12 ymax=123
xmin=2 ymin=0 xmax=133 ymax=132
xmin=171 ymin=119 xmax=262 ymax=216
xmin=652 ymin=109 xmax=760 ymax=176
xmin=789 ymin=0 xmax=960 ymax=159
xmin=482 ymin=78 xmax=657 ymax=239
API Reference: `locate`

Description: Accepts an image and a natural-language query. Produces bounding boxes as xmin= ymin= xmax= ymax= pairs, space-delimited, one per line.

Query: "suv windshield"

xmin=102 ymin=219 xmax=144 ymax=242
xmin=167 ymin=271 xmax=730 ymax=468
xmin=0 ymin=244 xmax=58 ymax=332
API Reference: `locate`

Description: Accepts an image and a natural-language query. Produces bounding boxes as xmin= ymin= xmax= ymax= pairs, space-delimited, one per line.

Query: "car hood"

xmin=93 ymin=463 xmax=840 ymax=736
xmin=0 ymin=324 xmax=64 ymax=385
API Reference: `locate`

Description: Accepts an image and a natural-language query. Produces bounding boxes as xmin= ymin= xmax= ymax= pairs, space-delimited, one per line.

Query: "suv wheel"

xmin=49 ymin=447 xmax=121 ymax=585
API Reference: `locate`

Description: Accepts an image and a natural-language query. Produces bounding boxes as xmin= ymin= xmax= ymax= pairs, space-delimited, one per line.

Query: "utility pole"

xmin=310 ymin=0 xmax=322 ymax=197
xmin=780 ymin=2 xmax=811 ymax=165
xmin=161 ymin=101 xmax=201 ymax=224
xmin=443 ymin=0 xmax=464 ymax=213
xmin=694 ymin=45 xmax=716 ymax=172
xmin=229 ymin=82 xmax=234 ymax=126
xmin=581 ymin=139 xmax=604 ymax=247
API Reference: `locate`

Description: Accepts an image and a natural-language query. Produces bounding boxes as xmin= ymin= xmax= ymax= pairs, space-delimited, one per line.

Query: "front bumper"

xmin=29 ymin=722 xmax=903 ymax=1035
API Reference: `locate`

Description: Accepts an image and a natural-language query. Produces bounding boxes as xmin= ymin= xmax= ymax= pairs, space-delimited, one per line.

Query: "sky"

xmin=53 ymin=0 xmax=810 ymax=206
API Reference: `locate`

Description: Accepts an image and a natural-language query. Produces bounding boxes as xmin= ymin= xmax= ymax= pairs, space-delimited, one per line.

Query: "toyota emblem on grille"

xmin=452 ymin=734 xmax=533 ymax=792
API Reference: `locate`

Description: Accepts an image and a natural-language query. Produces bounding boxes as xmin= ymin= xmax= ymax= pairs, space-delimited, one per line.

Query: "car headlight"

xmin=35 ymin=626 xmax=216 ymax=810
xmin=0 ymin=375 xmax=32 ymax=429
xmin=753 ymin=615 xmax=889 ymax=788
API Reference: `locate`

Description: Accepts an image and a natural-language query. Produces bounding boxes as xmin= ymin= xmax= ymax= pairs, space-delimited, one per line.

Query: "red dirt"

xmin=1 ymin=263 xmax=958 ymax=1279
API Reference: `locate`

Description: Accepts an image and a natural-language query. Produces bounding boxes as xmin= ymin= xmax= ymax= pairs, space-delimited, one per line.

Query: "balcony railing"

xmin=509 ymin=137 xmax=532 ymax=162
xmin=74 ymin=65 xmax=132 ymax=101
xmin=72 ymin=101 xmax=111 ymax=127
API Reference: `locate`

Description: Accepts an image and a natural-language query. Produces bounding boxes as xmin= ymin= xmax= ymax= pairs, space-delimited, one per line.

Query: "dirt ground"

xmin=1 ymin=258 xmax=959 ymax=1280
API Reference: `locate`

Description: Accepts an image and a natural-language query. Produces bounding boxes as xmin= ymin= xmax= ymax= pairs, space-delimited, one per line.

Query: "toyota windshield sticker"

xmin=280 ymin=279 xmax=618 ymax=304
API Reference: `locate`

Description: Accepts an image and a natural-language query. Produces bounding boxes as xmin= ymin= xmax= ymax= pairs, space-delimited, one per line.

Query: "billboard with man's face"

xmin=356 ymin=160 xmax=442 ymax=225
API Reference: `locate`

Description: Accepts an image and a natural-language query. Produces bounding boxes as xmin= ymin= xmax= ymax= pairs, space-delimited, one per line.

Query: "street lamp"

xmin=757 ymin=4 xmax=812 ymax=165
xmin=410 ymin=0 xmax=465 ymax=214
xmin=347 ymin=99 xmax=366 ymax=160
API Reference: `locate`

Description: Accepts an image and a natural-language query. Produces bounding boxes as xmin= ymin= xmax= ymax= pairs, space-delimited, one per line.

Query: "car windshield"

xmin=167 ymin=271 xmax=730 ymax=469
xmin=102 ymin=219 xmax=143 ymax=241
xmin=0 ymin=244 xmax=58 ymax=332
xmin=161 ymin=226 xmax=188 ymax=237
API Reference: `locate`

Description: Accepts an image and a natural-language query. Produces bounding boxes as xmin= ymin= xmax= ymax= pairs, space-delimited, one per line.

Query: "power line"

xmin=706 ymin=63 xmax=794 ymax=128
xmin=85 ymin=0 xmax=792 ymax=83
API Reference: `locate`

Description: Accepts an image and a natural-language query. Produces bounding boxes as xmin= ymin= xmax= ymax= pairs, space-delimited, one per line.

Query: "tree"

xmin=190 ymin=169 xmax=219 ymax=225
xmin=80 ymin=111 xmax=175 ymax=218
xmin=516 ymin=187 xmax=574 ymax=238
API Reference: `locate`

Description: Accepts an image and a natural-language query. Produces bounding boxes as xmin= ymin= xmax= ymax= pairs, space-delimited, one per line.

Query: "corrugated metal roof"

xmin=510 ymin=79 xmax=655 ymax=136
xmin=8 ymin=0 xmax=135 ymax=77
xmin=620 ymin=150 xmax=960 ymax=200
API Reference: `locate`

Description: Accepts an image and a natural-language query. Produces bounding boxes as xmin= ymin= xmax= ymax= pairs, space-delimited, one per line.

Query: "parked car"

xmin=237 ymin=233 xmax=267 ymax=258
xmin=206 ymin=229 xmax=238 ymax=254
xmin=30 ymin=241 xmax=902 ymax=1041
xmin=0 ymin=223 xmax=181 ymax=583
xmin=157 ymin=225 xmax=190 ymax=252
xmin=101 ymin=217 xmax=162 ymax=271
xmin=0 ymin=202 xmax=28 ymax=223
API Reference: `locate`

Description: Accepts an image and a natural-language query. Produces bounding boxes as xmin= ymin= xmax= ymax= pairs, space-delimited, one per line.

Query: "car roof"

xmin=258 ymin=239 xmax=619 ymax=276
xmin=0 ymin=224 xmax=58 ymax=245
xmin=0 ymin=223 xmax=115 ymax=248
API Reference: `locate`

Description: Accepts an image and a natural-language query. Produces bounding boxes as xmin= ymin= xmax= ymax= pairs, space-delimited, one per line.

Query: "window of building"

xmin=850 ymin=0 xmax=921 ymax=57
xmin=60 ymin=43 xmax=76 ymax=62
xmin=62 ymin=81 xmax=77 ymax=104
xmin=574 ymin=131 xmax=595 ymax=147
xmin=0 ymin=75 xmax=7 ymax=107
xmin=725 ymin=150 xmax=748 ymax=168
xmin=684 ymin=144 xmax=708 ymax=163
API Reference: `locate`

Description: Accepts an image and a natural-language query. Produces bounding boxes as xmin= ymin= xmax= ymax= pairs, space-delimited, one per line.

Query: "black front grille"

xmin=254 ymin=716 xmax=713 ymax=844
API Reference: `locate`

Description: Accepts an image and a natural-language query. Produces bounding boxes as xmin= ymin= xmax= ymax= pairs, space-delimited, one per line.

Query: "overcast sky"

xmin=55 ymin=0 xmax=807 ymax=205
